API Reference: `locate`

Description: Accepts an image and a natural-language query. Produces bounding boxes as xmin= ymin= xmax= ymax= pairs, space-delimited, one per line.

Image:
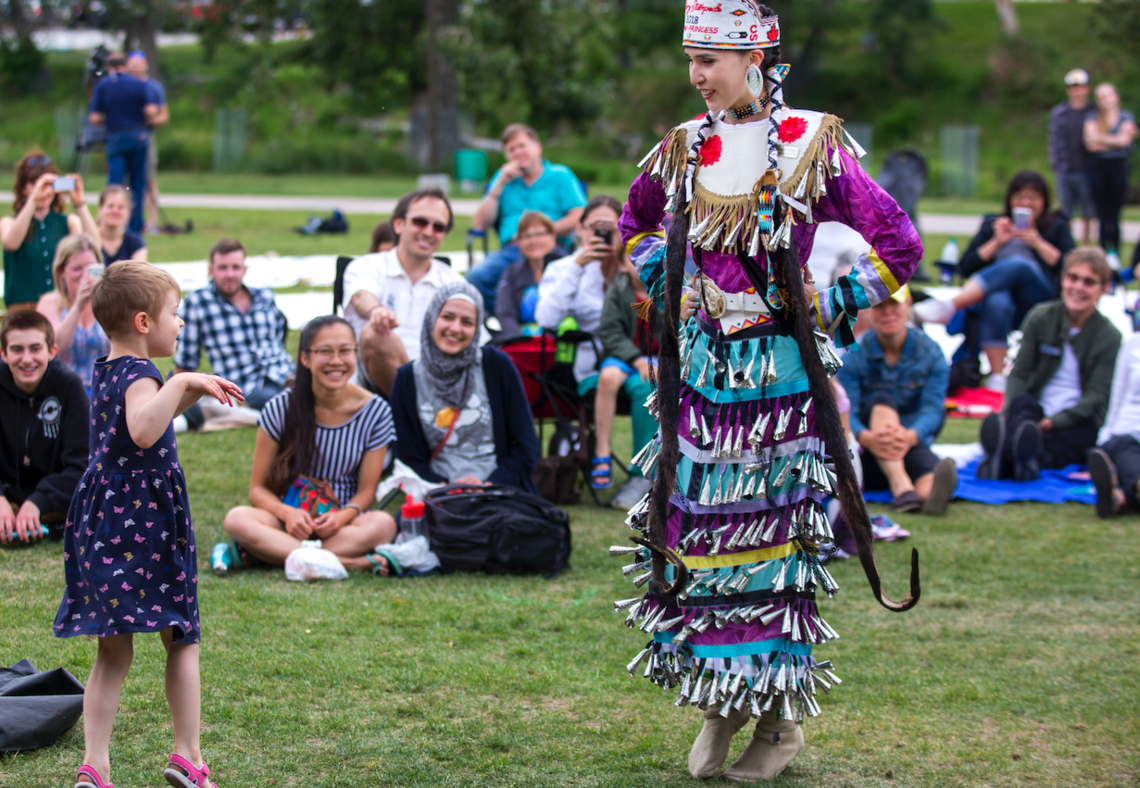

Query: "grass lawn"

xmin=1 ymin=411 xmax=1138 ymax=788
xmin=137 ymin=208 xmax=478 ymax=264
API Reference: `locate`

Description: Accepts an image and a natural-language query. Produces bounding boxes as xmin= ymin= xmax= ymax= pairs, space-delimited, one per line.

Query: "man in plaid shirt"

xmin=174 ymin=238 xmax=294 ymax=429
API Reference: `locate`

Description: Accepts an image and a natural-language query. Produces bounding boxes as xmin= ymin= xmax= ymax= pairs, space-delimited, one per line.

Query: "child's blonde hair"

xmin=91 ymin=260 xmax=180 ymax=339
xmin=52 ymin=233 xmax=103 ymax=309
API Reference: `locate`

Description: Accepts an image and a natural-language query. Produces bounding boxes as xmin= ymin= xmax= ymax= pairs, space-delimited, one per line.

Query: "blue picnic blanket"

xmin=864 ymin=461 xmax=1095 ymax=506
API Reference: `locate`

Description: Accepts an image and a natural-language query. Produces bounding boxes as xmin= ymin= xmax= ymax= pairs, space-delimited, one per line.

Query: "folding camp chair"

xmin=499 ymin=330 xmax=627 ymax=507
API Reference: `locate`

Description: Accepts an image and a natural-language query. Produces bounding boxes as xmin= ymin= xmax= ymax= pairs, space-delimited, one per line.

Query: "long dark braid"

xmin=644 ymin=112 xmax=717 ymax=596
xmin=769 ymin=200 xmax=920 ymax=612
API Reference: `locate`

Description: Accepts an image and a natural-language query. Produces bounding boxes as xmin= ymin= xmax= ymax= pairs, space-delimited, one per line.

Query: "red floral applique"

xmin=778 ymin=116 xmax=808 ymax=143
xmin=698 ymin=134 xmax=723 ymax=166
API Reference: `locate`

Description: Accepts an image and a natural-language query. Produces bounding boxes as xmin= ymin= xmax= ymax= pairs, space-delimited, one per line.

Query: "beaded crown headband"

xmin=682 ymin=1 xmax=780 ymax=50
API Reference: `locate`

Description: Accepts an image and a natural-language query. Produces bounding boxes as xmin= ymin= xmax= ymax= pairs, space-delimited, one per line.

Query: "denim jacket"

xmin=838 ymin=327 xmax=949 ymax=446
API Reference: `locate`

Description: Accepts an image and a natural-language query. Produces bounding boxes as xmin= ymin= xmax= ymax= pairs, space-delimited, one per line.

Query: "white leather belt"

xmin=699 ymin=278 xmax=771 ymax=319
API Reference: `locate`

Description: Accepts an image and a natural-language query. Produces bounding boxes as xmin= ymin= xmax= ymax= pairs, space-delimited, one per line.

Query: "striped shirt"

xmin=258 ymin=390 xmax=395 ymax=504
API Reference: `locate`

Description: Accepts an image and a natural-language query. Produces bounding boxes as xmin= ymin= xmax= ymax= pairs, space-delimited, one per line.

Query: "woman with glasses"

xmin=390 ymin=281 xmax=539 ymax=491
xmin=494 ymin=211 xmax=560 ymax=339
xmin=219 ymin=315 xmax=399 ymax=575
xmin=1 ymin=151 xmax=101 ymax=311
xmin=977 ymin=248 xmax=1120 ymax=482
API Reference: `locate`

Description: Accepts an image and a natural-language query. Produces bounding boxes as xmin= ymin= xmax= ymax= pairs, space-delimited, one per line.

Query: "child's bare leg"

xmin=161 ymin=627 xmax=204 ymax=766
xmin=82 ymin=633 xmax=134 ymax=782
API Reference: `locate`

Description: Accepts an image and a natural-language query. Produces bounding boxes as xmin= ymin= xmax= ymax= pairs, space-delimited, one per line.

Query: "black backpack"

xmin=423 ymin=484 xmax=572 ymax=578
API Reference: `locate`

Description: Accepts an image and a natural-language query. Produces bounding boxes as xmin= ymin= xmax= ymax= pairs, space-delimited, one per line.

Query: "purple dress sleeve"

xmin=619 ymin=171 xmax=670 ymax=297
xmin=809 ymin=145 xmax=924 ymax=339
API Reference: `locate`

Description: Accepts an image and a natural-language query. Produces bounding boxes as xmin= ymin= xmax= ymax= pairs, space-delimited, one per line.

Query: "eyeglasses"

xmin=307 ymin=347 xmax=357 ymax=361
xmin=408 ymin=216 xmax=448 ymax=234
xmin=517 ymin=230 xmax=553 ymax=241
xmin=1064 ymin=272 xmax=1103 ymax=288
xmin=25 ymin=155 xmax=52 ymax=168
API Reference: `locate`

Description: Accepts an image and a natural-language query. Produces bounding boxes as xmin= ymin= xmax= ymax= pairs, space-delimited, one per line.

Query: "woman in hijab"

xmin=390 ymin=281 xmax=539 ymax=492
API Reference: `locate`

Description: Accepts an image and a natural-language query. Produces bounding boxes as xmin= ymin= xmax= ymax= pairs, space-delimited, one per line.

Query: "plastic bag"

xmin=284 ymin=541 xmax=348 ymax=582
xmin=371 ymin=534 xmax=440 ymax=576
xmin=375 ymin=459 xmax=446 ymax=502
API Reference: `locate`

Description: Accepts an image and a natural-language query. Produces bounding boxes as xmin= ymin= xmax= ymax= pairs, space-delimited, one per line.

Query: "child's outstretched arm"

xmin=125 ymin=373 xmax=244 ymax=449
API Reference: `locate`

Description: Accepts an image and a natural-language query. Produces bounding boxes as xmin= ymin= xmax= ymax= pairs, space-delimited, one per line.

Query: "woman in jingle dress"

xmin=614 ymin=2 xmax=923 ymax=782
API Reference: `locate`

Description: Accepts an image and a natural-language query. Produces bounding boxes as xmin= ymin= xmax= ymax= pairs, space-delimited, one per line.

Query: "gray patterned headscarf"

xmin=418 ymin=280 xmax=485 ymax=409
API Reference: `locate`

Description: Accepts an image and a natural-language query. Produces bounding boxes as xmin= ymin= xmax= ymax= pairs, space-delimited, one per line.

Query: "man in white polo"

xmin=345 ymin=187 xmax=470 ymax=396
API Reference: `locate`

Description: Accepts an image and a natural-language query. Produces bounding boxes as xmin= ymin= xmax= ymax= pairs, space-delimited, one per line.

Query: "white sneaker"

xmin=986 ymin=374 xmax=1007 ymax=393
xmin=912 ymin=297 xmax=957 ymax=324
xmin=1107 ymin=251 xmax=1122 ymax=271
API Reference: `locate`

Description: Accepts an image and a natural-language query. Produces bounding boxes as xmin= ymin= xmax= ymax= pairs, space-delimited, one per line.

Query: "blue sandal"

xmin=591 ymin=456 xmax=613 ymax=489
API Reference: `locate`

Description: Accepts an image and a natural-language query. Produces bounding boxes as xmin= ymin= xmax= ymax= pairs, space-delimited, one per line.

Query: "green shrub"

xmin=0 ymin=35 xmax=47 ymax=96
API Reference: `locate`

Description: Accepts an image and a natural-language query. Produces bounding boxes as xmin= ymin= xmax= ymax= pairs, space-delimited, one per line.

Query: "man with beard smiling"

xmin=175 ymin=238 xmax=294 ymax=429
xmin=345 ymin=187 xmax=474 ymax=397
xmin=0 ymin=311 xmax=87 ymax=543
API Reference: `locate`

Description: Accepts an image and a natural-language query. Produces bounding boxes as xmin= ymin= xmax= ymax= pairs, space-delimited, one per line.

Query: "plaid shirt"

xmin=174 ymin=282 xmax=294 ymax=392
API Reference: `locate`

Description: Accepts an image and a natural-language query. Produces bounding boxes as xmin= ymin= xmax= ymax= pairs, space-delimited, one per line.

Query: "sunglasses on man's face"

xmin=407 ymin=216 xmax=448 ymax=234
xmin=1064 ymin=272 xmax=1103 ymax=288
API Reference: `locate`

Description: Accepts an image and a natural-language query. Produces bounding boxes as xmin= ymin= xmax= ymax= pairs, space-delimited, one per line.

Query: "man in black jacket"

xmin=0 ymin=311 xmax=88 ymax=543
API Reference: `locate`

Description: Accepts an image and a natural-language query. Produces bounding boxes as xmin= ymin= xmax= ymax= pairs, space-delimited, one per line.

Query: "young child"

xmin=53 ymin=261 xmax=243 ymax=788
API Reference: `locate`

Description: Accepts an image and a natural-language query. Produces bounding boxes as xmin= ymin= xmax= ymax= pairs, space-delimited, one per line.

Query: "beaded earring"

xmin=746 ymin=63 xmax=764 ymax=98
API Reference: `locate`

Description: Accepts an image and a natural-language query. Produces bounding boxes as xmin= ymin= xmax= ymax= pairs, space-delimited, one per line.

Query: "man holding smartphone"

xmin=88 ymin=52 xmax=160 ymax=233
xmin=467 ymin=124 xmax=587 ymax=312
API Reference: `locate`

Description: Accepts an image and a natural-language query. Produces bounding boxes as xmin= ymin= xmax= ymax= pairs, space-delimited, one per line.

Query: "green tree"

xmin=444 ymin=0 xmax=616 ymax=135
xmin=304 ymin=0 xmax=427 ymax=112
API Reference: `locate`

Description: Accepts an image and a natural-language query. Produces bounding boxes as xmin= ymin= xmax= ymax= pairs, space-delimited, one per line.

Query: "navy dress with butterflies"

xmin=54 ymin=356 xmax=200 ymax=644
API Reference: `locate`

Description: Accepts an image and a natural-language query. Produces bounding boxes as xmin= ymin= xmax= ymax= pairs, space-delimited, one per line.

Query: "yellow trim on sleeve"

xmin=868 ymin=247 xmax=900 ymax=295
xmin=812 ymin=291 xmax=826 ymax=331
xmin=682 ymin=541 xmax=796 ymax=569
xmin=626 ymin=229 xmax=666 ymax=257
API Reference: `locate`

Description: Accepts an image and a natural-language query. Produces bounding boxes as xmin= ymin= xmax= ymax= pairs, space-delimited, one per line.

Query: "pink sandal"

xmin=74 ymin=765 xmax=113 ymax=788
xmin=163 ymin=753 xmax=218 ymax=788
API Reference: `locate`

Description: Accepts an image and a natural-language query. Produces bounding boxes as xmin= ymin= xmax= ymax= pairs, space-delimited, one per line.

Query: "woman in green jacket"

xmin=978 ymin=247 xmax=1121 ymax=481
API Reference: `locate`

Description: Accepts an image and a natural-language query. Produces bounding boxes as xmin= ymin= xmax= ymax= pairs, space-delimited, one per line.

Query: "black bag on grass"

xmin=424 ymin=484 xmax=571 ymax=577
xmin=0 ymin=659 xmax=85 ymax=753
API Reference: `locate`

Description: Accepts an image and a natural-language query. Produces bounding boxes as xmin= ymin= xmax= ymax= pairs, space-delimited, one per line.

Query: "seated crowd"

xmin=4 ymin=133 xmax=1139 ymax=553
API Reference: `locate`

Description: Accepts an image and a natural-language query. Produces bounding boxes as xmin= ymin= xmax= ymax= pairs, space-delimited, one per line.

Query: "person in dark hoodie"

xmin=0 ymin=310 xmax=88 ymax=543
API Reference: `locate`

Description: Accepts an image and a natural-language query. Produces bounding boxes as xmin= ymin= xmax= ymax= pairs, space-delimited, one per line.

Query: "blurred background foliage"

xmin=0 ymin=0 xmax=1137 ymax=199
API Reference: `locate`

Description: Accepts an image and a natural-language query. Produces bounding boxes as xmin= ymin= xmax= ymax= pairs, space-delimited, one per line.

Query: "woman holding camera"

xmin=36 ymin=234 xmax=110 ymax=392
xmin=1 ymin=151 xmax=101 ymax=311
xmin=914 ymin=170 xmax=1073 ymax=391
xmin=534 ymin=195 xmax=627 ymax=487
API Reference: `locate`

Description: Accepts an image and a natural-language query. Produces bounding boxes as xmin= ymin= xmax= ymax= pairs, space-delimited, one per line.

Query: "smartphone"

xmin=1012 ymin=207 xmax=1032 ymax=230
xmin=52 ymin=176 xmax=76 ymax=193
xmin=86 ymin=263 xmax=105 ymax=279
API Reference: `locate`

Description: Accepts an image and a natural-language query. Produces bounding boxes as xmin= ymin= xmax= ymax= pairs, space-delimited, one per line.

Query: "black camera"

xmin=594 ymin=228 xmax=613 ymax=245
xmin=86 ymin=45 xmax=108 ymax=88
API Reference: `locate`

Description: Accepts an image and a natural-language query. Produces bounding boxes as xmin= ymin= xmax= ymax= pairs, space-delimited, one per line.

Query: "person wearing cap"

xmin=614 ymin=1 xmax=923 ymax=782
xmin=838 ymin=285 xmax=956 ymax=514
xmin=88 ymin=51 xmax=160 ymax=233
xmin=125 ymin=50 xmax=169 ymax=236
xmin=1050 ymin=69 xmax=1095 ymax=246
